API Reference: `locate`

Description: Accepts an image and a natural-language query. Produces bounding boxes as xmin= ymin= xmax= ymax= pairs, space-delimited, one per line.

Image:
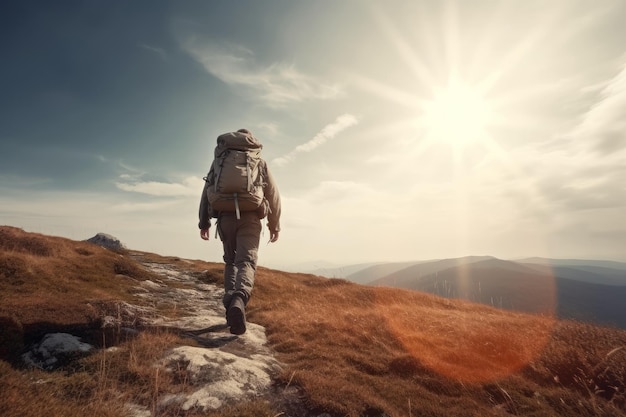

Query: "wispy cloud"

xmin=138 ymin=43 xmax=167 ymax=60
xmin=115 ymin=176 xmax=203 ymax=197
xmin=181 ymin=40 xmax=343 ymax=107
xmin=112 ymin=200 xmax=178 ymax=213
xmin=570 ymin=62 xmax=626 ymax=155
xmin=258 ymin=122 xmax=280 ymax=136
xmin=272 ymin=114 xmax=359 ymax=166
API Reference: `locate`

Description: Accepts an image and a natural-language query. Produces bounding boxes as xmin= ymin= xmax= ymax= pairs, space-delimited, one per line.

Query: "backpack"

xmin=204 ymin=131 xmax=265 ymax=219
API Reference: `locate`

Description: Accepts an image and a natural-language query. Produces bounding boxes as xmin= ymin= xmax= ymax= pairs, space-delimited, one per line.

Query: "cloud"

xmin=111 ymin=200 xmax=178 ymax=213
xmin=272 ymin=114 xmax=359 ymax=166
xmin=138 ymin=43 xmax=167 ymax=60
xmin=537 ymin=162 xmax=626 ymax=212
xmin=181 ymin=40 xmax=343 ymax=107
xmin=570 ymin=62 xmax=626 ymax=155
xmin=279 ymin=180 xmax=394 ymax=241
xmin=115 ymin=176 xmax=203 ymax=197
xmin=257 ymin=122 xmax=280 ymax=136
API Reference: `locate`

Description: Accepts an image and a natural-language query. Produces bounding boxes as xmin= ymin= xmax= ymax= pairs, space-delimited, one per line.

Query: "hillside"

xmin=307 ymin=262 xmax=383 ymax=282
xmin=519 ymin=258 xmax=626 ymax=274
xmin=518 ymin=258 xmax=626 ymax=286
xmin=368 ymin=257 xmax=626 ymax=329
xmin=1 ymin=226 xmax=626 ymax=416
xmin=345 ymin=256 xmax=500 ymax=284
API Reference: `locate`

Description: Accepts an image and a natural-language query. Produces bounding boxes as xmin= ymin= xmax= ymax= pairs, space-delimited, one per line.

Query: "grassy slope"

xmin=250 ymin=268 xmax=626 ymax=416
xmin=370 ymin=258 xmax=626 ymax=329
xmin=0 ymin=226 xmax=162 ymax=351
xmin=1 ymin=226 xmax=625 ymax=417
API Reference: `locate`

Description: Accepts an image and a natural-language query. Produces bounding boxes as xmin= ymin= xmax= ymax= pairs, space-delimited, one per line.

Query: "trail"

xmin=126 ymin=253 xmax=307 ymax=415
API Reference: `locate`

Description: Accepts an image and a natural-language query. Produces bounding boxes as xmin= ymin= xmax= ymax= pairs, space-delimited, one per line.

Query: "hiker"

xmin=198 ymin=129 xmax=281 ymax=335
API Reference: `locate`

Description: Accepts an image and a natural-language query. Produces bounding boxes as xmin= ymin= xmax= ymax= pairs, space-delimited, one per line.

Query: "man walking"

xmin=198 ymin=129 xmax=281 ymax=335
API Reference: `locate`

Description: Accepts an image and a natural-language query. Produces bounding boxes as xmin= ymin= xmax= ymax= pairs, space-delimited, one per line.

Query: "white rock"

xmin=162 ymin=346 xmax=275 ymax=410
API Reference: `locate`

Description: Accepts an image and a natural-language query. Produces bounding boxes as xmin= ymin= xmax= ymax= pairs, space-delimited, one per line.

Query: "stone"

xmin=85 ymin=233 xmax=126 ymax=251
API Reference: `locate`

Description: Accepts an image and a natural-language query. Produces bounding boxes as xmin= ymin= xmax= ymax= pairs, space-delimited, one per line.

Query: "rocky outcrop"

xmin=85 ymin=233 xmax=126 ymax=251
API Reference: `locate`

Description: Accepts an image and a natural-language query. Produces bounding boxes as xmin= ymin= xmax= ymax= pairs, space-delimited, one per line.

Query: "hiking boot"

xmin=227 ymin=295 xmax=246 ymax=335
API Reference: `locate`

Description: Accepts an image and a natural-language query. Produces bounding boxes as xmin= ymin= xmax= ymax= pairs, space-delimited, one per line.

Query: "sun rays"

xmin=342 ymin=2 xmax=578 ymax=382
xmin=349 ymin=2 xmax=577 ymax=164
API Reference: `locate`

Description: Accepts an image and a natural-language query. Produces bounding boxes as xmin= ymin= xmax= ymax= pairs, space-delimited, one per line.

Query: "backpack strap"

xmin=246 ymin=154 xmax=252 ymax=192
xmin=213 ymin=150 xmax=229 ymax=192
xmin=233 ymin=192 xmax=241 ymax=220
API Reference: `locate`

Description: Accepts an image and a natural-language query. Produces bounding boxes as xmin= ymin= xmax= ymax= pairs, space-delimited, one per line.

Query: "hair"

xmin=236 ymin=128 xmax=251 ymax=134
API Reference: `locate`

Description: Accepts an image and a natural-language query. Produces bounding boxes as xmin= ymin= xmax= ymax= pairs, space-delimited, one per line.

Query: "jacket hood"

xmin=215 ymin=131 xmax=263 ymax=156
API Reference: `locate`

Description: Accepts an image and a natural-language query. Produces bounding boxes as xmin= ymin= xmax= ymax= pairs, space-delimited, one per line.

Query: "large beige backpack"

xmin=204 ymin=131 xmax=265 ymax=219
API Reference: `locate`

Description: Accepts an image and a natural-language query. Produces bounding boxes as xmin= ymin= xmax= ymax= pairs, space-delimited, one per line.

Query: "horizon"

xmin=8 ymin=224 xmax=626 ymax=273
xmin=280 ymin=253 xmax=626 ymax=274
xmin=2 ymin=1 xmax=626 ymax=269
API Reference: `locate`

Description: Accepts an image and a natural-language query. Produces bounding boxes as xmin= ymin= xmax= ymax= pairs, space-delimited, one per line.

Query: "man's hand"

xmin=269 ymin=230 xmax=279 ymax=243
xmin=200 ymin=228 xmax=210 ymax=241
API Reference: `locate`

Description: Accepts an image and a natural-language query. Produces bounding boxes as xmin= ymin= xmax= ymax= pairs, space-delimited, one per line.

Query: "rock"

xmin=85 ymin=233 xmax=126 ymax=251
xmin=161 ymin=346 xmax=277 ymax=410
xmin=22 ymin=333 xmax=93 ymax=369
xmin=132 ymin=256 xmax=283 ymax=412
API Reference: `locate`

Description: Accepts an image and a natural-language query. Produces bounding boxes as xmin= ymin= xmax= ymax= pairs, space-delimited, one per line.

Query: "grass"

xmin=249 ymin=268 xmax=626 ymax=416
xmin=1 ymin=226 xmax=626 ymax=416
xmin=0 ymin=226 xmax=153 ymax=334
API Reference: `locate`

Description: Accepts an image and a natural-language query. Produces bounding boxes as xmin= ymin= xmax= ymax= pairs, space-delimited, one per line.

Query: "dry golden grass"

xmin=0 ymin=328 xmax=192 ymax=417
xmin=249 ymin=267 xmax=626 ymax=416
xmin=0 ymin=226 xmax=155 ymax=348
xmin=0 ymin=228 xmax=282 ymax=417
xmin=0 ymin=227 xmax=161 ymax=415
xmin=0 ymin=326 xmax=280 ymax=417
xmin=2 ymin=226 xmax=626 ymax=417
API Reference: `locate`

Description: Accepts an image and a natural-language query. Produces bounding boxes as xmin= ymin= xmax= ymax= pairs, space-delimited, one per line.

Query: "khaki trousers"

xmin=217 ymin=211 xmax=262 ymax=309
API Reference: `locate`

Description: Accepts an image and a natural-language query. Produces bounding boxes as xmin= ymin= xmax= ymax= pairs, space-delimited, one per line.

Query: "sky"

xmin=1 ymin=0 xmax=625 ymax=271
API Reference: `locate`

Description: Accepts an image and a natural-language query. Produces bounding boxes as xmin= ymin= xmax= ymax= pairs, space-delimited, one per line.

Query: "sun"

xmin=420 ymin=79 xmax=493 ymax=150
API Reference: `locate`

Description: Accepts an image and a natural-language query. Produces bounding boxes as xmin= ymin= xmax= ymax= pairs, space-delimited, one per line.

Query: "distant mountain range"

xmin=311 ymin=256 xmax=626 ymax=329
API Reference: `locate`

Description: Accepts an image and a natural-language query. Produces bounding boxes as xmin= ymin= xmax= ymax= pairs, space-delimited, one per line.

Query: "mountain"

xmin=371 ymin=258 xmax=556 ymax=310
xmin=518 ymin=257 xmax=626 ymax=286
xmin=2 ymin=226 xmax=626 ymax=417
xmin=345 ymin=257 xmax=493 ymax=284
xmin=344 ymin=260 xmax=422 ymax=283
xmin=307 ymin=261 xmax=383 ymax=280
xmin=362 ymin=256 xmax=496 ymax=287
xmin=518 ymin=257 xmax=626 ymax=271
xmin=366 ymin=256 xmax=626 ymax=329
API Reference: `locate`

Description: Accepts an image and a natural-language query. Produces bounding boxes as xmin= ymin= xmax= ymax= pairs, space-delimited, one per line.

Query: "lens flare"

xmin=374 ymin=270 xmax=557 ymax=384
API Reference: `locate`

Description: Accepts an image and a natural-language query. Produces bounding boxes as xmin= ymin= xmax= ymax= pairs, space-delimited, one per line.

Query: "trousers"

xmin=217 ymin=211 xmax=262 ymax=309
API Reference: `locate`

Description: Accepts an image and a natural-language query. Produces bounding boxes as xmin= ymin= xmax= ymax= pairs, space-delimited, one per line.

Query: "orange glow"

xmin=375 ymin=284 xmax=556 ymax=383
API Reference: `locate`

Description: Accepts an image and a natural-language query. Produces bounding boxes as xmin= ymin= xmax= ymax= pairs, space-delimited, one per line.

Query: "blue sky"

xmin=1 ymin=0 xmax=626 ymax=269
